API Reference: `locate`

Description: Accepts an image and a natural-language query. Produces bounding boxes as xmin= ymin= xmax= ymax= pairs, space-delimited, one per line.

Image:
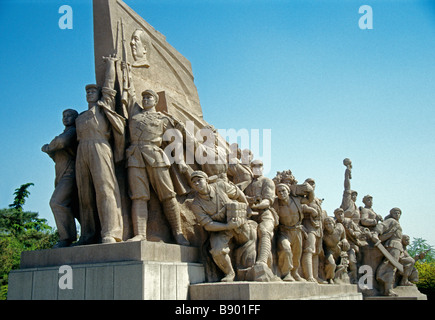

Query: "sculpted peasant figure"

xmin=42 ymin=109 xmax=79 ymax=248
xmin=273 ymin=183 xmax=313 ymax=282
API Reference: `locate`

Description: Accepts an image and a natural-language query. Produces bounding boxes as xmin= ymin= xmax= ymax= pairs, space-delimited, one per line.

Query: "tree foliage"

xmin=0 ymin=183 xmax=58 ymax=300
xmin=407 ymin=237 xmax=434 ymax=263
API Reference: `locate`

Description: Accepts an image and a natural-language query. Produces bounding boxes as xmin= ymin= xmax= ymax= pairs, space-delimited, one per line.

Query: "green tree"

xmin=407 ymin=237 xmax=434 ymax=263
xmin=406 ymin=237 xmax=435 ymax=298
xmin=0 ymin=183 xmax=58 ymax=300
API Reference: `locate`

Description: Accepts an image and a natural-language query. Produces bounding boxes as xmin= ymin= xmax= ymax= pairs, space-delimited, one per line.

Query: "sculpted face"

xmin=334 ymin=209 xmax=344 ymax=222
xmin=86 ymin=87 xmax=99 ymax=104
xmin=276 ymin=186 xmax=289 ymax=201
xmin=390 ymin=208 xmax=401 ymax=220
xmin=131 ymin=29 xmax=147 ymax=60
xmin=191 ymin=176 xmax=209 ymax=195
xmin=62 ymin=110 xmax=77 ymax=127
xmin=142 ymin=93 xmax=156 ymax=109
xmin=351 ymin=192 xmax=357 ymax=203
xmin=324 ymin=218 xmax=335 ymax=233
xmin=363 ymin=197 xmax=373 ymax=207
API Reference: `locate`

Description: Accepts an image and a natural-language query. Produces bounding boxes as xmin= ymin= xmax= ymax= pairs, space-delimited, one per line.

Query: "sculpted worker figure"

xmin=273 ymin=183 xmax=312 ymax=282
xmin=244 ymin=160 xmax=278 ymax=269
xmin=190 ymin=170 xmax=257 ymax=282
xmin=121 ymin=64 xmax=190 ymax=245
xmin=75 ymin=54 xmax=125 ymax=245
xmin=42 ymin=109 xmax=79 ymax=248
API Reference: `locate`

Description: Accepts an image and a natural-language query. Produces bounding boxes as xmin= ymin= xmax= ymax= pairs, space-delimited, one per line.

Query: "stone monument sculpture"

xmin=11 ymin=0 xmax=428 ymax=301
xmin=41 ymin=109 xmax=79 ymax=248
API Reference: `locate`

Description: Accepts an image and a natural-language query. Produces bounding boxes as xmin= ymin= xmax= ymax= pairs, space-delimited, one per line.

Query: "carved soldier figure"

xmin=273 ymin=183 xmax=312 ymax=282
xmin=371 ymin=207 xmax=403 ymax=296
xmin=340 ymin=158 xmax=360 ymax=224
xmin=244 ymin=160 xmax=278 ymax=270
xmin=322 ymin=216 xmax=350 ymax=284
xmin=190 ymin=170 xmax=257 ymax=282
xmin=42 ymin=109 xmax=79 ymax=248
xmin=122 ymin=83 xmax=190 ymax=245
xmin=75 ymin=54 xmax=125 ymax=245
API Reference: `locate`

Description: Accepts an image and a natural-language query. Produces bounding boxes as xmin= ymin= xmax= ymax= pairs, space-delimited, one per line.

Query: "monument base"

xmin=363 ymin=285 xmax=427 ymax=300
xmin=7 ymin=241 xmax=205 ymax=300
xmin=189 ymin=282 xmax=363 ymax=300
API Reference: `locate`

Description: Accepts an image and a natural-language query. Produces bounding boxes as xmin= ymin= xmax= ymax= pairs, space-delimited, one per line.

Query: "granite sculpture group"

xmin=40 ymin=0 xmax=425 ymax=298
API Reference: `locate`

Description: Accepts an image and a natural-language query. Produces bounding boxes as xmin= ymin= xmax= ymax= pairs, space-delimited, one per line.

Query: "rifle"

xmin=120 ymin=18 xmax=130 ymax=117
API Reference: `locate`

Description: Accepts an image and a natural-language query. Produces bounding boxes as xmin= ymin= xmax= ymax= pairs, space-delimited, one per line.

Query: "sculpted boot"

xmin=213 ymin=253 xmax=236 ymax=282
xmin=162 ymin=197 xmax=190 ymax=246
xmin=128 ymin=199 xmax=148 ymax=241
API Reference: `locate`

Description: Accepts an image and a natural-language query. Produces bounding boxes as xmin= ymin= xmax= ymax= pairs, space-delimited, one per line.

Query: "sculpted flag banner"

xmin=93 ymin=0 xmax=206 ymax=129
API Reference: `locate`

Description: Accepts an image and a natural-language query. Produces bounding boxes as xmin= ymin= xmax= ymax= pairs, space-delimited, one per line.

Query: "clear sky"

xmin=1 ymin=0 xmax=435 ymax=246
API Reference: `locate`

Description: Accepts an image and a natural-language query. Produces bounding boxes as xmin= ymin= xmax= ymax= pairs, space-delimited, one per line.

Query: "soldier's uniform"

xmin=126 ymin=110 xmax=178 ymax=202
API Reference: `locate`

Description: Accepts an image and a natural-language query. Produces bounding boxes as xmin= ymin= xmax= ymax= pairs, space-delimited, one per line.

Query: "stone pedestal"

xmin=189 ymin=282 xmax=363 ymax=300
xmin=8 ymin=241 xmax=205 ymax=300
xmin=363 ymin=285 xmax=427 ymax=300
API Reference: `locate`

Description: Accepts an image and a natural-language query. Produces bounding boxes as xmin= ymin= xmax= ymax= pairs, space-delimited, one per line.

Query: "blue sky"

xmin=1 ymin=0 xmax=435 ymax=247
